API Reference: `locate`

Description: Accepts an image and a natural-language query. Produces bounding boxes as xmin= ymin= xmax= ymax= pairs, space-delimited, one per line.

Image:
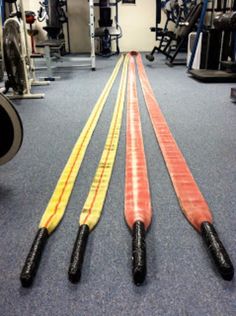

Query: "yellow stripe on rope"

xmin=39 ymin=56 xmax=124 ymax=234
xmin=79 ymin=55 xmax=129 ymax=231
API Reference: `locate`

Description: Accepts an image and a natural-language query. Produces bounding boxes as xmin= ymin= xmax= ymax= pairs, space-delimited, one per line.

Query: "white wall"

xmin=119 ymin=0 xmax=156 ymax=52
xmin=22 ymin=0 xmax=162 ymax=53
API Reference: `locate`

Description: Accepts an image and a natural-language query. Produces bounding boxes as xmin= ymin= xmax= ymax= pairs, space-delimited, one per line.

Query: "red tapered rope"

xmin=125 ymin=53 xmax=152 ymax=285
xmin=134 ymin=52 xmax=234 ymax=281
xmin=125 ymin=53 xmax=152 ymax=231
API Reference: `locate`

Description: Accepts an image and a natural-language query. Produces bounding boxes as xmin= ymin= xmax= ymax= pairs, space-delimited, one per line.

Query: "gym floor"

xmin=0 ymin=54 xmax=236 ymax=316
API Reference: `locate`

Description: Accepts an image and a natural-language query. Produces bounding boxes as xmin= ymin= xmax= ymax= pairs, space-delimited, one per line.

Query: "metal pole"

xmin=18 ymin=0 xmax=32 ymax=93
xmin=89 ymin=0 xmax=96 ymax=70
xmin=188 ymin=0 xmax=209 ymax=70
xmin=65 ymin=0 xmax=71 ymax=52
xmin=19 ymin=0 xmax=31 ymax=64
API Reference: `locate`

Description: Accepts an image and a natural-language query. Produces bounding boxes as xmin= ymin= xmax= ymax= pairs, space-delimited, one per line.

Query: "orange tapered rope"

xmin=124 ymin=53 xmax=152 ymax=285
xmin=135 ymin=52 xmax=234 ymax=281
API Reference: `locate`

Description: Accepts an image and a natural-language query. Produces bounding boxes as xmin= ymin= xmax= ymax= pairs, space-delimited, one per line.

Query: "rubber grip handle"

xmin=132 ymin=221 xmax=146 ymax=285
xmin=20 ymin=228 xmax=49 ymax=287
xmin=68 ymin=224 xmax=89 ymax=283
xmin=201 ymin=222 xmax=234 ymax=280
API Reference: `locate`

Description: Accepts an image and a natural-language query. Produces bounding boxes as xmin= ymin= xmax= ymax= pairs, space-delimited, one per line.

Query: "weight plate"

xmin=0 ymin=93 xmax=23 ymax=165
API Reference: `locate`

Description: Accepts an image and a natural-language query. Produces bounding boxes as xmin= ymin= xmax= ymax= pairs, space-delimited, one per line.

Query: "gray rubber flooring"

xmin=0 ymin=54 xmax=236 ymax=316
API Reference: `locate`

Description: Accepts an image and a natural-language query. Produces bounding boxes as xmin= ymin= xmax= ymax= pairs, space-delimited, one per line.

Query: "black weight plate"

xmin=0 ymin=93 xmax=23 ymax=165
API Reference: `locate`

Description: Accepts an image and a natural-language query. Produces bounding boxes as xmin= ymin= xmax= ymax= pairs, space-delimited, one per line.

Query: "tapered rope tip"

xmin=20 ymin=227 xmax=49 ymax=287
xmin=68 ymin=267 xmax=82 ymax=284
xmin=132 ymin=221 xmax=146 ymax=285
xmin=130 ymin=51 xmax=138 ymax=56
xmin=201 ymin=222 xmax=234 ymax=281
xmin=133 ymin=264 xmax=146 ymax=285
xmin=68 ymin=225 xmax=90 ymax=283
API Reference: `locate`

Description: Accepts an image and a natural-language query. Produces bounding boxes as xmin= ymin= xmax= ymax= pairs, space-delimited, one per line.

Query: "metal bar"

xmin=188 ymin=0 xmax=209 ymax=70
xmin=89 ymin=0 xmax=96 ymax=70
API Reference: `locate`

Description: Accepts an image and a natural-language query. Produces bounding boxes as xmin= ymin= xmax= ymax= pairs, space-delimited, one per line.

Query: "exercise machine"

xmin=36 ymin=0 xmax=96 ymax=80
xmin=146 ymin=0 xmax=202 ymax=66
xmin=38 ymin=0 xmax=69 ymax=53
xmin=94 ymin=0 xmax=122 ymax=57
xmin=3 ymin=0 xmax=49 ymax=99
xmin=0 ymin=93 xmax=23 ymax=165
xmin=188 ymin=0 xmax=236 ymax=82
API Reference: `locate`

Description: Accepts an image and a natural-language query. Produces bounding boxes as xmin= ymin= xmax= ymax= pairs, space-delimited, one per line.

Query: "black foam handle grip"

xmin=68 ymin=224 xmax=89 ymax=283
xmin=132 ymin=221 xmax=146 ymax=285
xmin=20 ymin=228 xmax=49 ymax=287
xmin=201 ymin=222 xmax=234 ymax=281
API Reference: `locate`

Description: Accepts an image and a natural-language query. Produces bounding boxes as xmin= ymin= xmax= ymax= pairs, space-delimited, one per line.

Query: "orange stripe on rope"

xmin=44 ymin=103 xmax=102 ymax=229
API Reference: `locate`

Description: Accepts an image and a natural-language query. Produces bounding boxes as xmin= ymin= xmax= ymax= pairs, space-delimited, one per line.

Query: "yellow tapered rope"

xmin=79 ymin=55 xmax=129 ymax=231
xmin=39 ymin=55 xmax=124 ymax=234
xmin=20 ymin=56 xmax=125 ymax=288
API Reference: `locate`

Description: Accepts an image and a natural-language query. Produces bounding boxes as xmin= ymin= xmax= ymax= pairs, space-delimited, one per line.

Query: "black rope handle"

xmin=68 ymin=225 xmax=90 ymax=283
xmin=20 ymin=228 xmax=49 ymax=287
xmin=132 ymin=221 xmax=146 ymax=285
xmin=201 ymin=222 xmax=234 ymax=280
